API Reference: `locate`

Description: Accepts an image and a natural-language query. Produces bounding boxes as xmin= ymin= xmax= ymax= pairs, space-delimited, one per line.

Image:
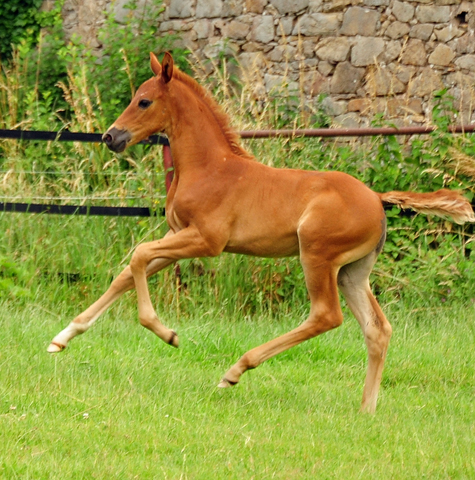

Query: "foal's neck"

xmin=165 ymin=82 xmax=249 ymax=174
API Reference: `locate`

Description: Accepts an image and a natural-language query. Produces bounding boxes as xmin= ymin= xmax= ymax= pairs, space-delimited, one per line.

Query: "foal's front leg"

xmin=129 ymin=227 xmax=221 ymax=346
xmin=47 ymin=257 xmax=174 ymax=352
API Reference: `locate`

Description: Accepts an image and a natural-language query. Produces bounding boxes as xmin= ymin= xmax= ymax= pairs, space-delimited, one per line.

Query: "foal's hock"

xmin=48 ymin=52 xmax=475 ymax=413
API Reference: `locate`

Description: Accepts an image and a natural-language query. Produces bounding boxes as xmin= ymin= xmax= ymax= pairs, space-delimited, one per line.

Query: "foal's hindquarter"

xmin=219 ymin=168 xmax=391 ymax=413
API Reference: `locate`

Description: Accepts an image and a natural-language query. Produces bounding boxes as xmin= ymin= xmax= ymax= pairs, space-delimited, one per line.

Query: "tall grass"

xmin=1 ymin=48 xmax=475 ymax=308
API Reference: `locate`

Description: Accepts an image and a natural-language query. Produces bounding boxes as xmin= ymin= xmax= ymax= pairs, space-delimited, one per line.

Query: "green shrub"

xmin=0 ymin=0 xmax=44 ymax=60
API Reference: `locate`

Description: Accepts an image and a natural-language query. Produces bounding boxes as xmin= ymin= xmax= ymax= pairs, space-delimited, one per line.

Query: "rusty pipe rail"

xmin=2 ymin=124 xmax=475 ymax=146
xmin=239 ymin=125 xmax=475 ymax=139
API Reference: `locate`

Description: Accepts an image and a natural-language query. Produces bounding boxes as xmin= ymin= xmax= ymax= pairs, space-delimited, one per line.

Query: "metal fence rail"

xmin=0 ymin=202 xmax=161 ymax=217
xmin=0 ymin=129 xmax=169 ymax=145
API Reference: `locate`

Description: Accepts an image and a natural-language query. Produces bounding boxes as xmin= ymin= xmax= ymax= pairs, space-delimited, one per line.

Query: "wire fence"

xmin=1 ymin=126 xmax=474 ymax=216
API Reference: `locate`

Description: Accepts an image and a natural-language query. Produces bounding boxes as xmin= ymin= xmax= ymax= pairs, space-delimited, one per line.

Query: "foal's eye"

xmin=138 ymin=99 xmax=152 ymax=109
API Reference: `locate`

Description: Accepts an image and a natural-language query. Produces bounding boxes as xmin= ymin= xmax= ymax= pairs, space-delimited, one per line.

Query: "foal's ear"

xmin=150 ymin=52 xmax=161 ymax=77
xmin=161 ymin=52 xmax=174 ymax=84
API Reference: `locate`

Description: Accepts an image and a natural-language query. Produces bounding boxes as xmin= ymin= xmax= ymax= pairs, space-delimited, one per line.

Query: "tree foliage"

xmin=0 ymin=0 xmax=44 ymax=59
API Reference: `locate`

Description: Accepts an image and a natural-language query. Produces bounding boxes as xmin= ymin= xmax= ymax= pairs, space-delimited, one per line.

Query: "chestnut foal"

xmin=48 ymin=53 xmax=474 ymax=412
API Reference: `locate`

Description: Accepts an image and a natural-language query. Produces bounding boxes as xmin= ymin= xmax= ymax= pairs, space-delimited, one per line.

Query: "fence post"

xmin=162 ymin=143 xmax=183 ymax=286
xmin=162 ymin=144 xmax=174 ymax=193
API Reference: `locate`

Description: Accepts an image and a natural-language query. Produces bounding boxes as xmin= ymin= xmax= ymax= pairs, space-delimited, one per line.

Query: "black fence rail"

xmin=0 ymin=202 xmax=161 ymax=217
xmin=1 ymin=127 xmax=474 ymax=216
xmin=0 ymin=129 xmax=169 ymax=146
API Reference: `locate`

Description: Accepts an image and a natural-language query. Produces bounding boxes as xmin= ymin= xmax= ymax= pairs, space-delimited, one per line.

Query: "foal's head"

xmin=102 ymin=52 xmax=174 ymax=153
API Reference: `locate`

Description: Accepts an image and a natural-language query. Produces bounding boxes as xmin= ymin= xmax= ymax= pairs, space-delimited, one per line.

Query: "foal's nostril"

xmin=102 ymin=127 xmax=131 ymax=152
xmin=103 ymin=133 xmax=113 ymax=146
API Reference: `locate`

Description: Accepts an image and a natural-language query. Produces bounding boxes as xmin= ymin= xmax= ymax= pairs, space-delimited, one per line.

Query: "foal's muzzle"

xmin=102 ymin=127 xmax=132 ymax=153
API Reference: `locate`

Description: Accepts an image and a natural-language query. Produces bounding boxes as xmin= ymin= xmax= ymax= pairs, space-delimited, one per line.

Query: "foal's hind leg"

xmin=338 ymin=252 xmax=392 ymax=413
xmin=219 ymin=260 xmax=344 ymax=387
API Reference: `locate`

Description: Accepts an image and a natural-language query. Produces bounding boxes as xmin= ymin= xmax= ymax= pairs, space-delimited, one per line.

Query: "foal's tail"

xmin=378 ymin=189 xmax=475 ymax=224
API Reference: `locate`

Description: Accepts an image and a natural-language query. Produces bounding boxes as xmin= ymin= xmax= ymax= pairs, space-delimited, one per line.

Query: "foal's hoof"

xmin=217 ymin=378 xmax=238 ymax=388
xmin=168 ymin=330 xmax=179 ymax=348
xmin=47 ymin=341 xmax=66 ymax=353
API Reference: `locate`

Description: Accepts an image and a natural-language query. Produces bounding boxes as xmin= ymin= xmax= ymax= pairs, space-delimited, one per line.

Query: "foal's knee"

xmin=130 ymin=244 xmax=148 ymax=272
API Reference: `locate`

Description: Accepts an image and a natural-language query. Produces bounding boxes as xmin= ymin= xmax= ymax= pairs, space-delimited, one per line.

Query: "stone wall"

xmin=49 ymin=0 xmax=475 ymax=127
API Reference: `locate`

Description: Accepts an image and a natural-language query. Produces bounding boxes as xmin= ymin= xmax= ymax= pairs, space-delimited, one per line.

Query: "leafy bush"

xmin=0 ymin=0 xmax=43 ymax=60
xmin=0 ymin=0 xmax=189 ymax=131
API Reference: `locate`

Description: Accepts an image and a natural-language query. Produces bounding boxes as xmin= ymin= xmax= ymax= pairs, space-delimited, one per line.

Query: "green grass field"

xmin=1 ymin=289 xmax=474 ymax=479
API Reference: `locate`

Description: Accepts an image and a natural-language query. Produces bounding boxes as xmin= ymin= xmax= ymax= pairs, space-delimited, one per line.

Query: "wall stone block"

xmin=169 ymin=0 xmax=194 ymax=19
xmin=245 ymin=0 xmax=267 ymax=14
xmin=293 ymin=13 xmax=341 ymax=36
xmin=401 ymin=38 xmax=427 ymax=65
xmin=193 ymin=19 xmax=213 ymax=39
xmin=278 ymin=17 xmax=294 ymax=35
xmin=387 ymin=98 xmax=423 ymax=116
xmin=224 ymin=20 xmax=250 ymax=39
xmin=330 ymin=61 xmax=365 ymax=94
xmin=392 ymin=1 xmax=414 ymax=22
xmin=393 ymin=65 xmax=417 ymax=84
xmin=366 ymin=69 xmax=406 ymax=96
xmin=264 ymin=73 xmax=299 ymax=92
xmin=385 ymin=21 xmax=410 ymax=39
xmin=429 ymin=44 xmax=455 ymax=66
xmin=251 ymin=15 xmax=275 ymax=43
xmin=415 ymin=6 xmax=450 ymax=24
xmin=238 ymin=51 xmax=266 ymax=71
xmin=315 ymin=37 xmax=351 ymax=63
xmin=351 ymin=37 xmax=385 ymax=67
xmin=268 ymin=45 xmax=297 ymax=62
xmin=202 ymin=37 xmax=239 ymax=58
xmin=317 ymin=60 xmax=334 ymax=76
xmin=302 ymin=70 xmax=331 ymax=95
xmin=364 ymin=0 xmax=390 ymax=6
xmin=409 ymin=23 xmax=433 ymax=40
xmin=435 ymin=25 xmax=462 ymax=43
xmin=378 ymin=40 xmax=402 ymax=65
xmin=340 ymin=7 xmax=380 ymax=36
xmin=334 ymin=112 xmax=360 ymax=128
xmin=451 ymin=32 xmax=475 ymax=55
xmin=196 ymin=0 xmax=222 ymax=19
xmin=348 ymin=98 xmax=372 ymax=113
xmin=321 ymin=96 xmax=347 ymax=115
xmin=222 ymin=0 xmax=243 ymax=17
xmin=269 ymin=0 xmax=309 ymax=15
xmin=407 ymin=67 xmax=444 ymax=97
xmin=322 ymin=0 xmax=352 ymax=13
xmin=302 ymin=38 xmax=319 ymax=58
xmin=455 ymin=55 xmax=475 ymax=72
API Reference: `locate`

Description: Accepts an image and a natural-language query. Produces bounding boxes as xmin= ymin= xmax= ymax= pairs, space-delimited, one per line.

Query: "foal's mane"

xmin=173 ymin=68 xmax=253 ymax=160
